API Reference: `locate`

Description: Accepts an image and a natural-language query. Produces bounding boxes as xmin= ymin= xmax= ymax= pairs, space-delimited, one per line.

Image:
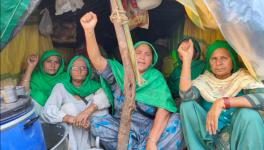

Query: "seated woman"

xmin=168 ymin=37 xmax=205 ymax=99
xmin=179 ymin=40 xmax=264 ymax=150
xmin=80 ymin=12 xmax=184 ymax=150
xmin=41 ymin=56 xmax=110 ymax=150
xmin=20 ymin=50 xmax=66 ymax=115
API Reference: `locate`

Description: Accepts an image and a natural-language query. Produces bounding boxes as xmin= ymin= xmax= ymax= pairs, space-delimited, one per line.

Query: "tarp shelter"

xmin=1 ymin=0 xmax=264 ymax=84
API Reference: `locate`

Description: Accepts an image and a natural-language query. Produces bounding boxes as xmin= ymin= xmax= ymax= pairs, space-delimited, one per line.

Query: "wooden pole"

xmin=109 ymin=0 xmax=136 ymax=149
xmin=115 ymin=0 xmax=143 ymax=85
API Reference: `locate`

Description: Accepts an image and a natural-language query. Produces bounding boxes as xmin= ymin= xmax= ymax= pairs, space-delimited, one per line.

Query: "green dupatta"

xmin=62 ymin=56 xmax=101 ymax=97
xmin=103 ymin=41 xmax=177 ymax=113
xmin=30 ymin=50 xmax=66 ymax=106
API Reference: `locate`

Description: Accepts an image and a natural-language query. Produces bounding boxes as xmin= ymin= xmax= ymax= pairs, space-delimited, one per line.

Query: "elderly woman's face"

xmin=135 ymin=44 xmax=153 ymax=74
xmin=43 ymin=56 xmax=61 ymax=75
xmin=70 ymin=58 xmax=88 ymax=82
xmin=209 ymin=48 xmax=233 ymax=79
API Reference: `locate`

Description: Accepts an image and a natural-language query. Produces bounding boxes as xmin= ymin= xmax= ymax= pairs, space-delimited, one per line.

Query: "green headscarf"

xmin=62 ymin=56 xmax=101 ymax=97
xmin=168 ymin=37 xmax=205 ymax=98
xmin=205 ymin=40 xmax=240 ymax=73
xmin=102 ymin=41 xmax=177 ymax=113
xmin=30 ymin=50 xmax=66 ymax=106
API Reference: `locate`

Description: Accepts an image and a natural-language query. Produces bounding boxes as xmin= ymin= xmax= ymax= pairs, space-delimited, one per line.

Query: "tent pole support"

xmin=109 ymin=0 xmax=136 ymax=149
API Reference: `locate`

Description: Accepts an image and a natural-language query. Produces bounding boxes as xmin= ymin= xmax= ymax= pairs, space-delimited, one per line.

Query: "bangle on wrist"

xmin=223 ymin=97 xmax=230 ymax=109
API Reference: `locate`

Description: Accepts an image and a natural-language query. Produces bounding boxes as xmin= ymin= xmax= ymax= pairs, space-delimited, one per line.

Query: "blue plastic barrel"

xmin=0 ymin=97 xmax=46 ymax=150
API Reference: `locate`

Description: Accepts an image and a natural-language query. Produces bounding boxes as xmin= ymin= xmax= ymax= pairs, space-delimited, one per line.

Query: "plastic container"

xmin=0 ymin=96 xmax=46 ymax=150
xmin=15 ymin=85 xmax=26 ymax=96
xmin=42 ymin=123 xmax=69 ymax=150
xmin=42 ymin=123 xmax=103 ymax=150
xmin=0 ymin=86 xmax=17 ymax=103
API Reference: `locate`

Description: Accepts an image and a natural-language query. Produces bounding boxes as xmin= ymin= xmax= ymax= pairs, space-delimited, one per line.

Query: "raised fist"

xmin=177 ymin=39 xmax=194 ymax=64
xmin=80 ymin=12 xmax=98 ymax=31
xmin=27 ymin=54 xmax=39 ymax=69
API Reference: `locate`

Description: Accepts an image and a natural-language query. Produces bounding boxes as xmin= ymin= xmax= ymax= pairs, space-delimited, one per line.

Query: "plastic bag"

xmin=204 ymin=0 xmax=264 ymax=79
xmin=55 ymin=0 xmax=84 ymax=15
xmin=122 ymin=0 xmax=149 ymax=30
xmin=136 ymin=0 xmax=162 ymax=10
xmin=39 ymin=8 xmax=53 ymax=36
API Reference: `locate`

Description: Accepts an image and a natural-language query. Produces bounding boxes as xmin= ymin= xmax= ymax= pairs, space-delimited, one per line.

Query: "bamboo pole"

xmin=109 ymin=0 xmax=136 ymax=149
xmin=115 ymin=0 xmax=143 ymax=84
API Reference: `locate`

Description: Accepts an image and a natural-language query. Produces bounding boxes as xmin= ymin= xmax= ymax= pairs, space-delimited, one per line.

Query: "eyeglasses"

xmin=71 ymin=66 xmax=88 ymax=72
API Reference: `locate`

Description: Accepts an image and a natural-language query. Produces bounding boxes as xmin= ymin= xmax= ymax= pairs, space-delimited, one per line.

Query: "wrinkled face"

xmin=43 ymin=56 xmax=61 ymax=75
xmin=209 ymin=48 xmax=233 ymax=79
xmin=135 ymin=44 xmax=153 ymax=74
xmin=70 ymin=58 xmax=88 ymax=82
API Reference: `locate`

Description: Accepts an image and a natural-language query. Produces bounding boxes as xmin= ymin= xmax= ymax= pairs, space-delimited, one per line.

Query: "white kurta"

xmin=32 ymin=100 xmax=43 ymax=116
xmin=41 ymin=83 xmax=110 ymax=150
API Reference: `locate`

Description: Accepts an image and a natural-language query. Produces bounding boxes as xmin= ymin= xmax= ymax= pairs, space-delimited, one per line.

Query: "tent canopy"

xmin=1 ymin=0 xmax=264 ymax=80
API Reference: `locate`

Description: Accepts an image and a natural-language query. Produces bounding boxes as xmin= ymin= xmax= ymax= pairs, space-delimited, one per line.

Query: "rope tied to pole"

xmin=110 ymin=9 xmax=129 ymax=25
xmin=110 ymin=7 xmax=144 ymax=85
